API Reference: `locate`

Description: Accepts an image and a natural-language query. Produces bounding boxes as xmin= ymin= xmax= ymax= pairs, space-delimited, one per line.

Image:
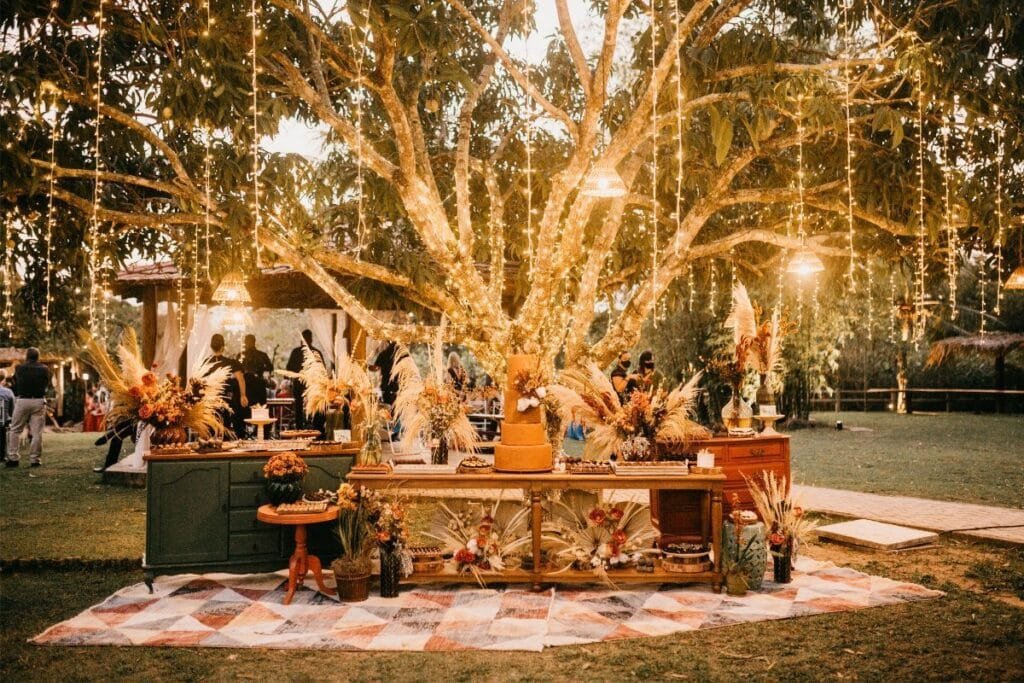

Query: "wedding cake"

xmin=494 ymin=354 xmax=553 ymax=472
xmin=250 ymin=405 xmax=270 ymax=421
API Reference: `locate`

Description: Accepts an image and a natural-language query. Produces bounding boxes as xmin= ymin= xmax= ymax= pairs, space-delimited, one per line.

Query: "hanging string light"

xmin=523 ymin=22 xmax=535 ymax=280
xmin=979 ymin=255 xmax=988 ymax=335
xmin=88 ymin=0 xmax=107 ymax=334
xmin=941 ymin=106 xmax=957 ymax=318
xmin=786 ymin=94 xmax=824 ymax=276
xmin=841 ymin=0 xmax=856 ymax=292
xmin=673 ymin=0 xmax=684 ymax=258
xmin=686 ymin=261 xmax=694 ymax=313
xmin=888 ymin=268 xmax=897 ymax=343
xmin=648 ymin=0 xmax=659 ymax=327
xmin=352 ymin=19 xmax=366 ymax=258
xmin=175 ymin=231 xmax=186 ymax=342
xmin=708 ymin=260 xmax=717 ymax=316
xmin=2 ymin=212 xmax=14 ymax=330
xmin=43 ymin=93 xmax=60 ymax=332
xmin=913 ymin=63 xmax=927 ymax=341
xmin=993 ymin=107 xmax=1004 ymax=315
xmin=865 ymin=258 xmax=874 ymax=341
xmin=250 ymin=0 xmax=262 ymax=268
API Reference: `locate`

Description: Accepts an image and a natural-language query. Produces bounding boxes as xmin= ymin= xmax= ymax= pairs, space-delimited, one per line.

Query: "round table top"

xmin=256 ymin=503 xmax=340 ymax=525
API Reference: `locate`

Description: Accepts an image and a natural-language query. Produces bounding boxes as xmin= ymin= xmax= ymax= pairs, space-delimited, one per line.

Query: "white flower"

xmin=516 ymin=397 xmax=532 ymax=412
xmin=535 ymin=386 xmax=547 ymax=398
xmin=590 ymin=555 xmax=602 ymax=568
xmin=598 ymin=543 xmax=612 ymax=559
xmin=616 ymin=553 xmax=629 ymax=564
xmin=467 ymin=538 xmax=479 ymax=553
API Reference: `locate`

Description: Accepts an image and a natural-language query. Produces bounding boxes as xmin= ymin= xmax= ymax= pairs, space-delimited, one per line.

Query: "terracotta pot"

xmin=725 ymin=573 xmax=748 ymax=597
xmin=333 ymin=572 xmax=370 ymax=602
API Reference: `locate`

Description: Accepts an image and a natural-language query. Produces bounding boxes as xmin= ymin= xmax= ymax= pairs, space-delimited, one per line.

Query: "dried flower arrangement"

xmin=744 ymin=470 xmax=817 ymax=560
xmin=424 ymin=498 xmax=532 ymax=587
xmin=83 ymin=328 xmax=228 ymax=437
xmin=545 ymin=363 xmax=708 ymax=460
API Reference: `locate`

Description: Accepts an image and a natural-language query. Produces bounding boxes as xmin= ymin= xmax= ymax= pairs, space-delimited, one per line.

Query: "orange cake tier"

xmin=500 ymin=421 xmax=547 ymax=447
xmin=494 ymin=443 xmax=552 ymax=473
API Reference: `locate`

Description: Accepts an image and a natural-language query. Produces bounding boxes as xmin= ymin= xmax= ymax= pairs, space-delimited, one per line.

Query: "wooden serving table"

xmin=347 ymin=470 xmax=725 ymax=591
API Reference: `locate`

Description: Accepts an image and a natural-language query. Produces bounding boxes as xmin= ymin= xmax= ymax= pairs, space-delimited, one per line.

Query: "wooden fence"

xmin=809 ymin=388 xmax=1024 ymax=414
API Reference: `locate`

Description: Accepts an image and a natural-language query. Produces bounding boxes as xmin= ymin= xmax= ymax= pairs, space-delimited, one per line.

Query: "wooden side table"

xmin=256 ymin=504 xmax=340 ymax=604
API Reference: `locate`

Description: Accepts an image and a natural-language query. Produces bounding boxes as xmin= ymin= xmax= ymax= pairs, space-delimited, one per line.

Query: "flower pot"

xmin=379 ymin=543 xmax=402 ymax=597
xmin=151 ymin=425 xmax=187 ymax=445
xmin=773 ymin=549 xmax=793 ymax=584
xmin=721 ymin=393 xmax=753 ymax=429
xmin=264 ymin=479 xmax=303 ymax=506
xmin=725 ymin=574 xmax=748 ymax=597
xmin=430 ymin=436 xmax=449 ymax=465
xmin=333 ymin=572 xmax=370 ymax=602
xmin=359 ymin=429 xmax=382 ymax=466
xmin=723 ymin=519 xmax=767 ymax=590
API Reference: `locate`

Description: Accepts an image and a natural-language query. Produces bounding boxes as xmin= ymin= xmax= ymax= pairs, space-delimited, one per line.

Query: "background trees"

xmin=1 ymin=0 xmax=1021 ymax=379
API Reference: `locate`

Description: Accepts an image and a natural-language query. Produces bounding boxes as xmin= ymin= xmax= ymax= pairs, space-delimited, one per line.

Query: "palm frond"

xmin=725 ymin=282 xmax=756 ymax=350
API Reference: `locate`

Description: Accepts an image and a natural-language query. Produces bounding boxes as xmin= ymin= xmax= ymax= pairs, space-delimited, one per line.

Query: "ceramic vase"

xmin=723 ymin=519 xmax=767 ymax=590
xmin=264 ymin=479 xmax=303 ymax=506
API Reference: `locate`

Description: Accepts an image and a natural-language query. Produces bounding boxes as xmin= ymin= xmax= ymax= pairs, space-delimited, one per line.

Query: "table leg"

xmin=284 ymin=523 xmax=310 ymax=605
xmin=531 ymin=489 xmax=542 ymax=591
xmin=710 ymin=488 xmax=723 ymax=593
xmin=308 ymin=554 xmax=336 ymax=596
xmin=701 ymin=492 xmax=711 ymax=547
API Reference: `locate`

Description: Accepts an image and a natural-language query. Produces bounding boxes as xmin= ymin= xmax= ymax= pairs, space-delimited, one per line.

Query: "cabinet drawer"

xmin=230 ymin=509 xmax=274 ymax=532
xmin=230 ymin=483 xmax=267 ymax=509
xmin=728 ymin=442 xmax=783 ymax=459
xmin=230 ymin=461 xmax=266 ymax=484
xmin=229 ymin=531 xmax=282 ymax=558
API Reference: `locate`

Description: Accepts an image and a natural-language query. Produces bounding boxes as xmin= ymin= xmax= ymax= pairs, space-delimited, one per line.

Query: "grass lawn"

xmin=790 ymin=411 xmax=1024 ymax=508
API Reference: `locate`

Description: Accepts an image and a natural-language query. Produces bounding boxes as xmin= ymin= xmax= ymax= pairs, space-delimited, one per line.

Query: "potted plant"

xmin=722 ymin=499 xmax=761 ymax=597
xmin=262 ymin=452 xmax=308 ymax=505
xmin=745 ymin=471 xmax=817 ymax=584
xmin=330 ymin=483 xmax=378 ymax=602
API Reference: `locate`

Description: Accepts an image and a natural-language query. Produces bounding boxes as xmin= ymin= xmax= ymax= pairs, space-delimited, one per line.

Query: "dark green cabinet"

xmin=144 ymin=453 xmax=354 ymax=589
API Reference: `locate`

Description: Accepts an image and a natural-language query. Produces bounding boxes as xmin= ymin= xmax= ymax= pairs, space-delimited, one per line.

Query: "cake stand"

xmin=244 ymin=417 xmax=277 ymax=440
xmin=754 ymin=414 xmax=785 ymax=436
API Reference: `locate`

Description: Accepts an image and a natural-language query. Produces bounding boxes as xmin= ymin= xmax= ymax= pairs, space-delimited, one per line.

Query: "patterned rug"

xmin=33 ymin=559 xmax=941 ymax=652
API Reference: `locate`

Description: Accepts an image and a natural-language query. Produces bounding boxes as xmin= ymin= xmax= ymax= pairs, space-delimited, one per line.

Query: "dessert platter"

xmin=351 ymin=462 xmax=393 ymax=475
xmin=275 ymin=501 xmax=329 ymax=515
xmin=661 ymin=543 xmax=712 ymax=573
xmin=407 ymin=546 xmax=445 ymax=574
xmin=149 ymin=443 xmax=195 ymax=456
xmin=302 ymin=489 xmax=339 ymax=505
xmin=279 ymin=429 xmax=322 ymax=440
xmin=611 ymin=460 xmax=689 ymax=476
xmin=391 ymin=461 xmax=458 ymax=474
xmin=456 ymin=456 xmax=493 ymax=474
xmin=234 ymin=439 xmax=312 ymax=452
xmin=564 ymin=458 xmax=613 ymax=475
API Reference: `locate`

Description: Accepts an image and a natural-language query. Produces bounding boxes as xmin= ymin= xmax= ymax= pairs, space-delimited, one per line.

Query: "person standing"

xmin=446 ymin=352 xmax=468 ymax=392
xmin=205 ymin=334 xmax=248 ymax=438
xmin=369 ymin=341 xmax=403 ymax=408
xmin=0 ymin=372 xmax=14 ymax=460
xmin=626 ymin=350 xmax=663 ymax=396
xmin=610 ymin=351 xmax=634 ymax=403
xmin=285 ymin=329 xmax=324 ymax=431
xmin=5 ymin=348 xmax=51 ymax=467
xmin=238 ymin=334 xmax=273 ymax=414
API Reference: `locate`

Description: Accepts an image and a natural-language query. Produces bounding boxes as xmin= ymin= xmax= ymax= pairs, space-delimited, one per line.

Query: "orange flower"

xmin=138 ymin=404 xmax=154 ymax=420
xmin=376 ymin=531 xmax=391 ymax=543
xmin=142 ymin=372 xmax=157 ymax=386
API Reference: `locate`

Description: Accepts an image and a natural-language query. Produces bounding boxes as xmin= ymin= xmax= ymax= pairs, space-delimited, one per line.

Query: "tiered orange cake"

xmin=494 ymin=354 xmax=553 ymax=472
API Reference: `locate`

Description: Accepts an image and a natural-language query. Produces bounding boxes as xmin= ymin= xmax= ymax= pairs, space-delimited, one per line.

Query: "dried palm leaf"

xmin=725 ymin=282 xmax=757 ymax=351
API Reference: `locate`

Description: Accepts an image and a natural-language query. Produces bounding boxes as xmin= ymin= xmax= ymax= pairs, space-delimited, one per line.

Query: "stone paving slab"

xmin=794 ymin=485 xmax=1024 ymax=546
xmin=815 ymin=519 xmax=939 ymax=550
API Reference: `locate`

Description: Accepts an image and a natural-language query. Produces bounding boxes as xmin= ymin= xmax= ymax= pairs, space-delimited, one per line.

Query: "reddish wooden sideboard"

xmin=652 ymin=435 xmax=790 ymax=542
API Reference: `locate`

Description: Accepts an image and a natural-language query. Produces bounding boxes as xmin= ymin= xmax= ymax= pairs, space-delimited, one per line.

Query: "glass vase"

xmin=721 ymin=391 xmax=753 ymax=429
xmin=379 ymin=543 xmax=402 ymax=597
xmin=431 ymin=436 xmax=449 ymax=465
xmin=773 ymin=547 xmax=793 ymax=584
xmin=359 ymin=422 xmax=382 ymax=465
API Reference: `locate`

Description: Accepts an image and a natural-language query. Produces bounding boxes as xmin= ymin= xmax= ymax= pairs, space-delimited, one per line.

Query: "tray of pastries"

xmin=307 ymin=440 xmax=347 ymax=451
xmin=611 ymin=460 xmax=689 ymax=476
xmin=457 ymin=456 xmax=493 ymax=474
xmin=279 ymin=429 xmax=322 ymax=440
xmin=351 ymin=462 xmax=393 ymax=475
xmin=407 ymin=545 xmax=445 ymax=573
xmin=150 ymin=443 xmax=196 ymax=455
xmin=275 ymin=501 xmax=329 ymax=515
xmin=564 ymin=458 xmax=613 ymax=475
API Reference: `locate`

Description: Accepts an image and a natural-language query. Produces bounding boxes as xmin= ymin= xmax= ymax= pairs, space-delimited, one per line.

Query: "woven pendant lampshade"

xmin=581 ymin=164 xmax=628 ymax=198
xmin=211 ymin=271 xmax=251 ymax=304
xmin=1005 ymin=265 xmax=1024 ymax=291
xmin=786 ymin=247 xmax=825 ymax=277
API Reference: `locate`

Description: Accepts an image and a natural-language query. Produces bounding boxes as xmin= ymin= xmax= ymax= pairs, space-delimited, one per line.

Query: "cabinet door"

xmin=147 ymin=462 xmax=229 ymax=566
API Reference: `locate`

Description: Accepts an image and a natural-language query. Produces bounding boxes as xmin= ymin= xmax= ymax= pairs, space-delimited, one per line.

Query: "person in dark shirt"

xmin=626 ymin=350 xmax=663 ymax=396
xmin=369 ymin=341 xmax=404 ymax=407
xmin=204 ymin=334 xmax=247 ymax=438
xmin=238 ymin=334 xmax=274 ymax=414
xmin=610 ymin=351 xmax=634 ymax=404
xmin=6 ymin=347 xmax=51 ymax=467
xmin=285 ymin=329 xmax=324 ymax=432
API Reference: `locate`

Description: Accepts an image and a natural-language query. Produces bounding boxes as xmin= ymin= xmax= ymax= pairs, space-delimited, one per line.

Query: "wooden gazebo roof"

xmin=113 ymin=262 xmax=342 ymax=309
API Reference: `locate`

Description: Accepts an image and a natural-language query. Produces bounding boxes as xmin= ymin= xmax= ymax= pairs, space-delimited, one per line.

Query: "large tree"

xmin=2 ymin=0 xmax=1021 ymax=374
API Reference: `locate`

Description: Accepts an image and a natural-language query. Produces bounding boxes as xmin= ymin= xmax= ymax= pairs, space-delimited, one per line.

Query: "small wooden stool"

xmin=257 ymin=504 xmax=339 ymax=605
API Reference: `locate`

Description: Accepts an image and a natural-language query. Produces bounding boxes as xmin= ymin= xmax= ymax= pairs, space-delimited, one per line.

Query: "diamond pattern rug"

xmin=33 ymin=559 xmax=941 ymax=652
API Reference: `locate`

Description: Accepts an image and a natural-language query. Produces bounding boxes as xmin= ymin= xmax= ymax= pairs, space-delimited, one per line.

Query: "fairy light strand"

xmin=250 ymin=0 xmax=261 ymax=267
xmin=942 ymin=105 xmax=958 ymax=318
xmin=523 ymin=25 xmax=535 ymax=280
xmin=352 ymin=19 xmax=366 ymax=258
xmin=795 ymin=94 xmax=807 ymax=242
xmin=88 ymin=0 xmax=106 ymax=334
xmin=914 ymin=64 xmax=926 ymax=340
xmin=649 ymin=0 xmax=659 ymax=328
xmin=44 ymin=95 xmax=59 ymax=332
xmin=994 ymin=108 xmax=1004 ymax=315
xmin=673 ymin=0 xmax=684 ymax=258
xmin=842 ymin=0 xmax=856 ymax=292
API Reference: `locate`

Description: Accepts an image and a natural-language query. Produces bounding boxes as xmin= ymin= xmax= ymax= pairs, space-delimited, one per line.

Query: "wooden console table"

xmin=347 ymin=470 xmax=725 ymax=591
